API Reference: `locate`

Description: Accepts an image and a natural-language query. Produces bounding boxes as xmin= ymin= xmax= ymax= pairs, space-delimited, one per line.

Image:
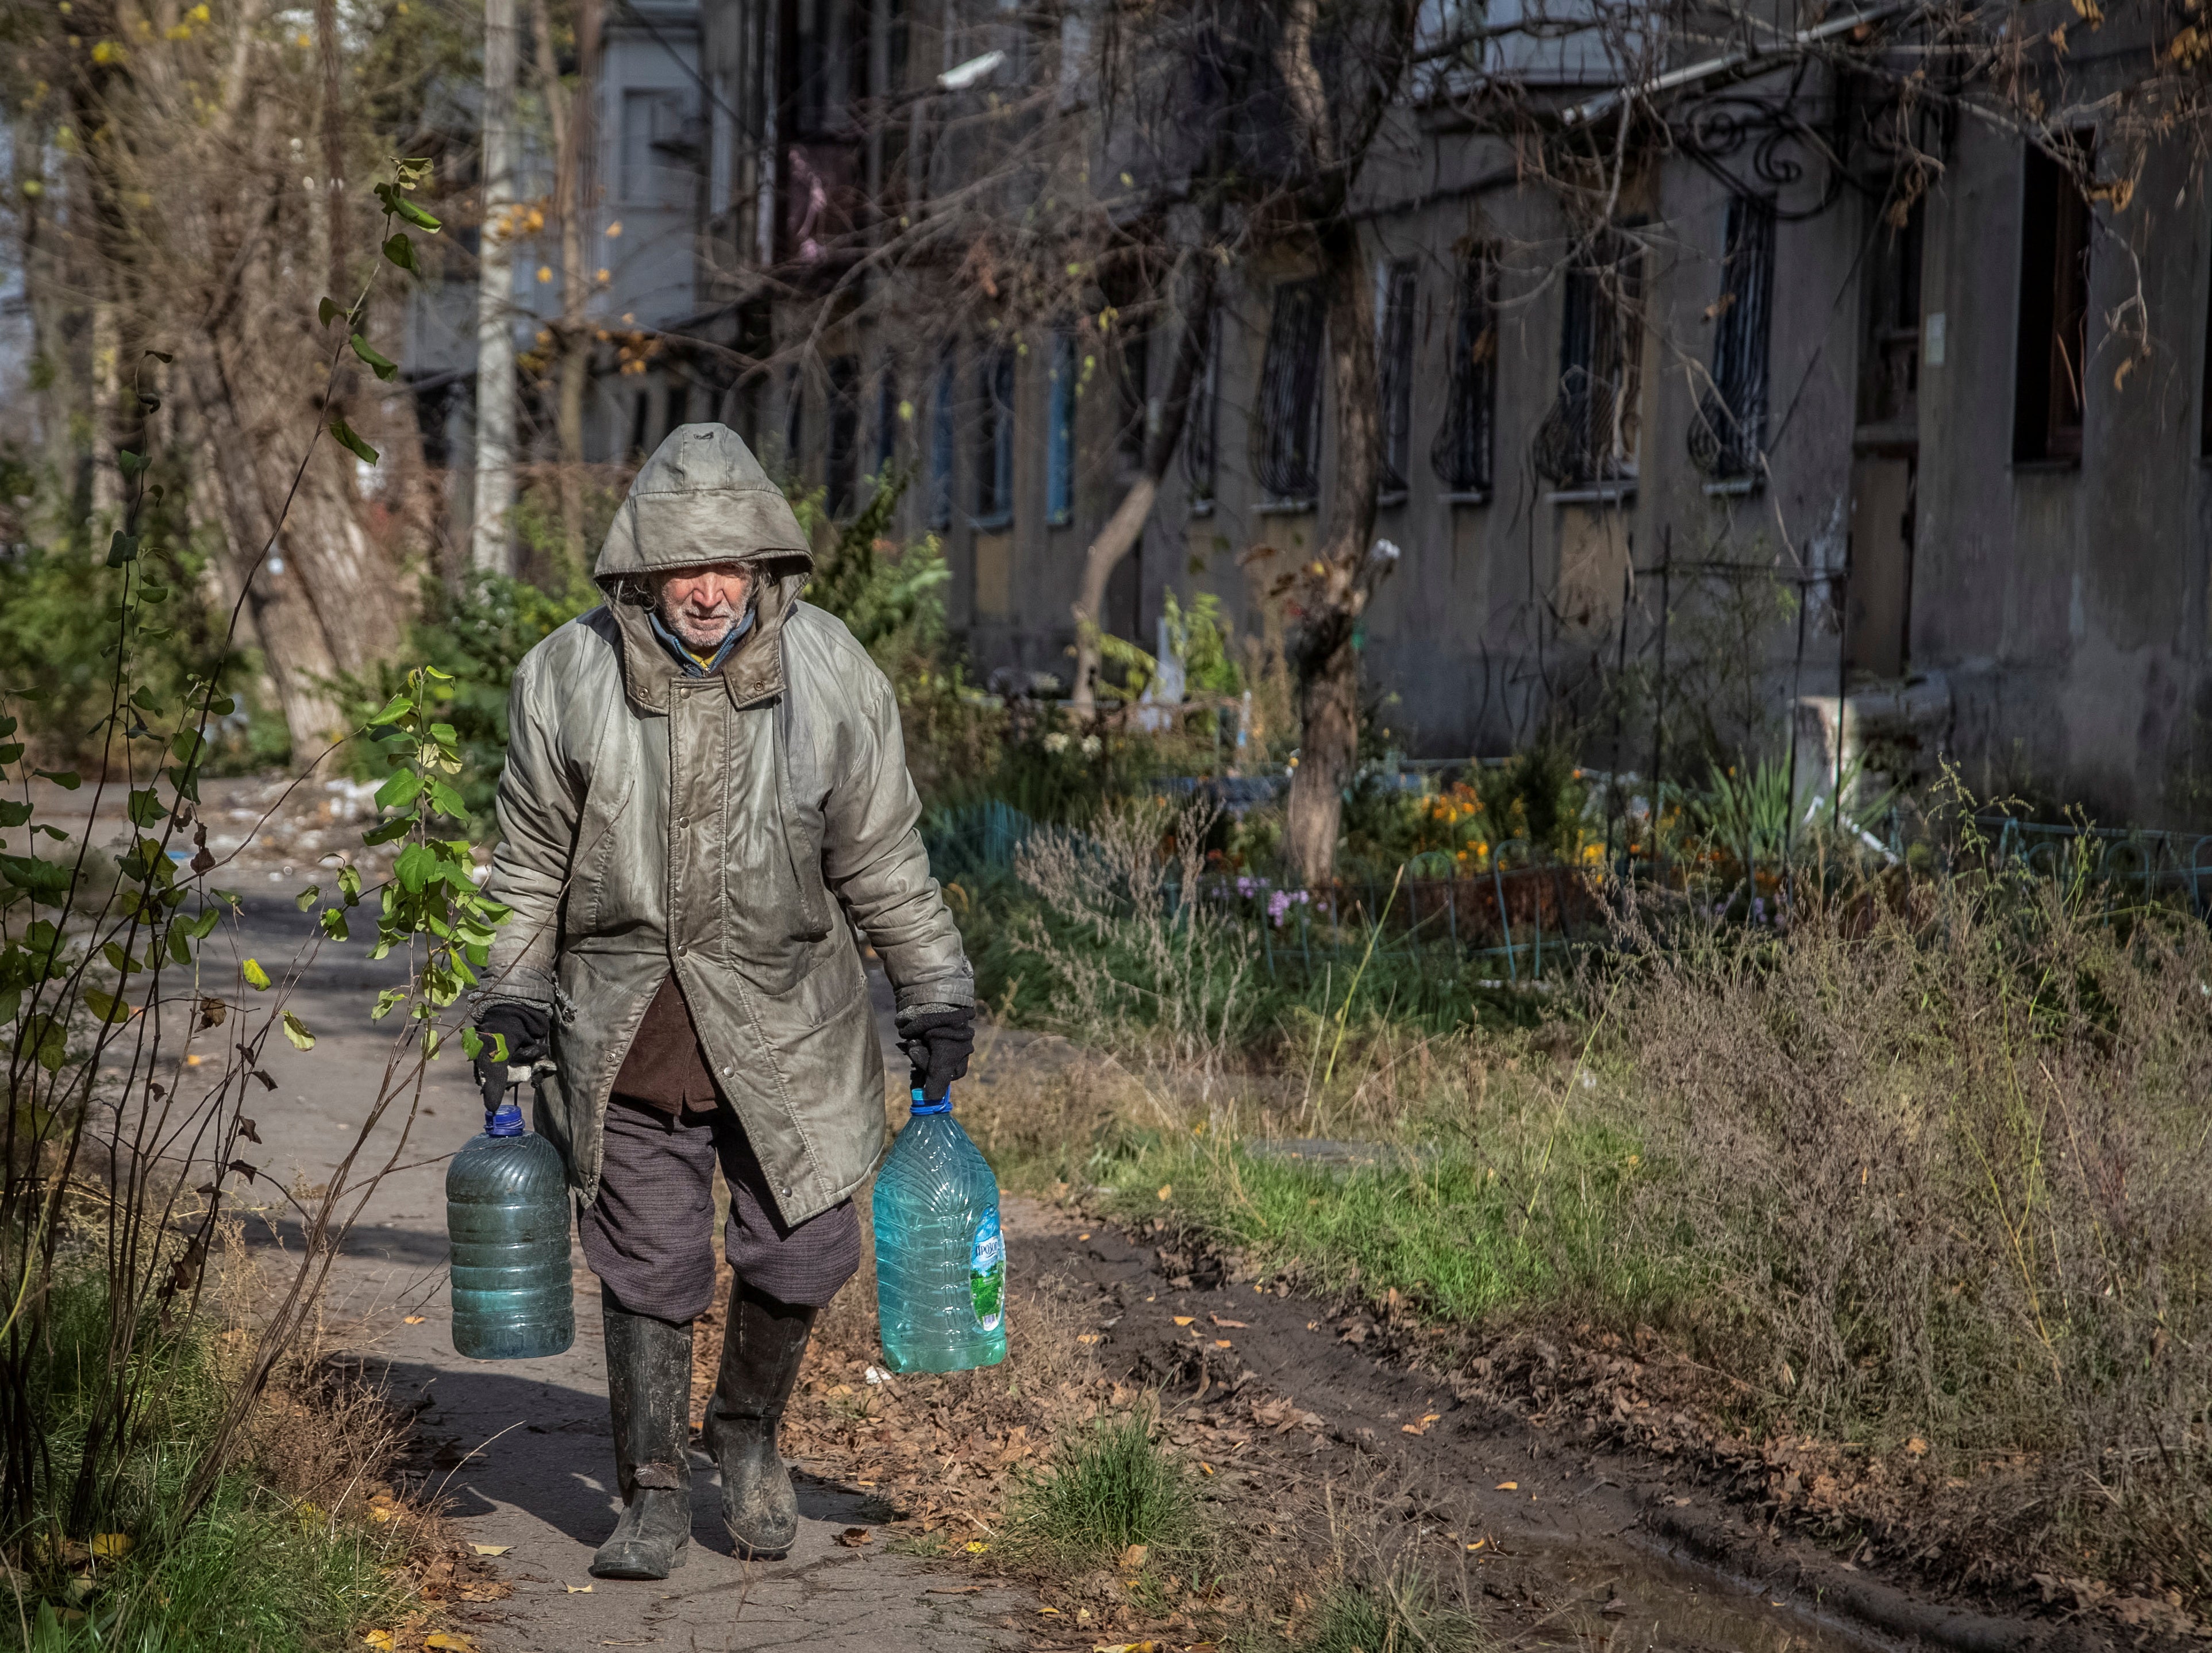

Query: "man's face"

xmin=652 ymin=562 xmax=756 ymax=652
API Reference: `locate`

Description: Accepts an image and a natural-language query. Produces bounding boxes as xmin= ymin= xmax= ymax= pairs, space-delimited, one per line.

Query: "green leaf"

xmin=167 ymin=923 xmax=192 ymax=966
xmin=337 ymin=864 xmax=363 ymax=905
xmin=106 ymin=532 xmax=141 ymax=567
xmin=17 ymin=1013 xmax=66 ymax=1072
xmin=126 ymin=787 xmax=164 ymax=826
xmin=295 ymin=884 xmax=320 ymax=912
xmin=189 ymin=908 xmax=224 ymax=939
xmin=350 ymin=333 xmax=398 ymax=382
xmin=83 ymin=987 xmax=132 ymax=1024
xmin=145 ymin=348 xmax=174 ymax=363
xmin=461 ymin=1025 xmax=484 ymax=1059
xmin=371 ymin=985 xmax=407 ymax=1021
xmin=117 ymin=449 xmax=147 ymax=478
xmin=394 ymin=841 xmax=437 ymax=893
xmin=101 ymin=941 xmax=141 ymax=975
xmin=318 ymin=295 xmax=343 ymax=327
xmin=0 ymin=801 xmax=29 ymax=829
xmin=280 ymin=1009 xmax=316 ymax=1051
xmin=319 ymin=906 xmax=350 ymax=941
xmin=131 ymin=685 xmax=160 ymax=710
xmin=381 ymin=231 xmax=417 ymax=273
xmin=35 ymin=770 xmax=80 ymax=790
xmin=361 ymin=817 xmax=412 ymax=847
xmin=0 ymin=716 xmax=14 ymax=738
xmin=170 ymin=729 xmax=203 ymax=762
xmin=329 ymin=418 xmax=380 ymax=466
xmin=375 ymin=768 xmax=424 ymax=809
xmin=367 ymin=691 xmax=411 ymax=726
xmin=241 ymin=957 xmax=271 ymax=991
xmin=0 ymin=743 xmax=22 ymax=766
xmin=426 ymin=779 xmax=467 ymax=820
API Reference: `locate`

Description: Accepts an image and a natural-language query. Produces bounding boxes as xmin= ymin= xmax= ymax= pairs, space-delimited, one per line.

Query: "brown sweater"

xmin=612 ymin=972 xmax=720 ymax=1113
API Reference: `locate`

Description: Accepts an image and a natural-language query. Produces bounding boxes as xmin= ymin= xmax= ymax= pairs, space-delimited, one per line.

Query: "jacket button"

xmin=779 ymin=1185 xmax=792 ymax=1197
xmin=720 ymin=1065 xmax=732 ymax=1076
xmin=676 ymin=943 xmax=687 ymax=955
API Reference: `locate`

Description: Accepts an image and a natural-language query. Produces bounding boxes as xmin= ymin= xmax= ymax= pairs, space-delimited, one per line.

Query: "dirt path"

xmin=228 ymin=905 xmax=1034 ymax=1652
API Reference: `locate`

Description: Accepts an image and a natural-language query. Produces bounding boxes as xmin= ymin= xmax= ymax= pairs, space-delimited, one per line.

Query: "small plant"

xmin=1296 ymin=1570 xmax=1487 ymax=1653
xmin=1006 ymin=1408 xmax=1195 ymax=1566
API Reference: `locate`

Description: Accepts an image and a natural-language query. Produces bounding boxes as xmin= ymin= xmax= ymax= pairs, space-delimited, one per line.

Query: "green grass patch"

xmin=1294 ymin=1572 xmax=1488 ymax=1653
xmin=1005 ymin=1410 xmax=1197 ymax=1569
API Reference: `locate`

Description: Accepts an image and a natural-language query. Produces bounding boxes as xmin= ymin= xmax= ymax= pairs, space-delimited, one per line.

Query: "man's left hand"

xmin=898 ymin=1008 xmax=974 ymax=1102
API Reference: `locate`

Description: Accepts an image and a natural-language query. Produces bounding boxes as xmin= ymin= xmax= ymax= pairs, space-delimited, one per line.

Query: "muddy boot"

xmin=702 ymin=1284 xmax=817 ymax=1559
xmin=589 ymin=1291 xmax=695 ymax=1581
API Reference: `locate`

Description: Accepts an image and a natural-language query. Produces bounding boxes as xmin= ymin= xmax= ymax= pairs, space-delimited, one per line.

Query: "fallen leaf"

xmin=1466 ymin=1538 xmax=1485 ymax=1550
xmin=835 ymin=1527 xmax=872 ymax=1547
xmin=1213 ymin=1339 xmax=1233 ymax=1348
xmin=1118 ymin=1543 xmax=1147 ymax=1570
xmin=1906 ymin=1436 xmax=1930 ymax=1456
xmin=1495 ymin=1481 xmax=1518 ymax=1491
xmin=1155 ymin=1185 xmax=1172 ymax=1201
xmin=1172 ymin=1316 xmax=1195 ymax=1327
xmin=564 ymin=1582 xmax=593 ymax=1593
xmin=1401 ymin=1413 xmax=1442 ymax=1436
xmin=1039 ymin=1607 xmax=1060 ymax=1615
xmin=470 ymin=1544 xmax=510 ymax=1556
xmin=1198 ymin=1462 xmax=1214 ymax=1475
xmin=367 ymin=1505 xmax=398 ymax=1523
xmin=1092 ymin=1642 xmax=1159 ymax=1653
xmin=927 ymin=1585 xmax=983 ymax=1594
xmin=361 ymin=1634 xmax=394 ymax=1652
xmin=424 ymin=1637 xmax=474 ymax=1652
xmin=404 ymin=1314 xmax=428 ymax=1325
xmin=1210 ymin=1315 xmax=1248 ymax=1328
xmin=1076 ymin=1333 xmax=1102 ymax=1344
xmin=90 ymin=1533 xmax=132 ymax=1560
xmin=964 ymin=1539 xmax=988 ymax=1554
xmin=1076 ymin=1233 xmax=1091 ymax=1241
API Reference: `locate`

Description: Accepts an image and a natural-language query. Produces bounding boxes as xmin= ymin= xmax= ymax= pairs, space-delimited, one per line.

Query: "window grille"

xmin=826 ymin=355 xmax=860 ymax=515
xmin=975 ymin=345 xmax=1015 ymax=525
xmin=928 ymin=345 xmax=956 ymax=529
xmin=1689 ymin=195 xmax=1776 ymax=481
xmin=1183 ymin=309 xmax=1220 ymax=504
xmin=1048 ymin=330 xmax=1076 ymax=525
xmin=1432 ymin=247 xmax=1497 ymax=497
xmin=1253 ymin=279 xmax=1326 ymax=502
xmin=1376 ymin=261 xmax=1418 ymax=495
xmin=1532 ymin=230 xmax=1644 ymax=487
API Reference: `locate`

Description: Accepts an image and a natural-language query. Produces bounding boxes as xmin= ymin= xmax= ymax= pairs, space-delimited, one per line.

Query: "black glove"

xmin=473 ymin=1002 xmax=551 ymax=1112
xmin=898 ymin=1008 xmax=974 ymax=1103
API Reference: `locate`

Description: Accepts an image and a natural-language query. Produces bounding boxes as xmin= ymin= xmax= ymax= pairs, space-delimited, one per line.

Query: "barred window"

xmin=928 ymin=345 xmax=956 ymax=530
xmin=975 ymin=344 xmax=1015 ymax=525
xmin=1048 ymin=329 xmax=1076 ymax=526
xmin=1376 ymin=260 xmax=1418 ymax=496
xmin=1532 ymin=230 xmax=1645 ymax=487
xmin=826 ymin=355 xmax=860 ymax=516
xmin=1183 ymin=307 xmax=1220 ymax=506
xmin=1253 ymin=279 xmax=1326 ymax=503
xmin=1689 ymin=194 xmax=1776 ymax=481
xmin=1432 ymin=247 xmax=1497 ymax=498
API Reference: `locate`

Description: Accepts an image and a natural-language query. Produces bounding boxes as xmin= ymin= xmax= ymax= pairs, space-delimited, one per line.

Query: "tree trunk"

xmin=1070 ymin=250 xmax=1217 ymax=712
xmin=471 ymin=0 xmax=520 ymax=574
xmin=1282 ymin=216 xmax=1387 ymax=888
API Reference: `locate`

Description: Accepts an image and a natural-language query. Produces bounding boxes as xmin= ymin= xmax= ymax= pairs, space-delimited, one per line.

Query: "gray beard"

xmin=655 ymin=593 xmax=740 ymax=652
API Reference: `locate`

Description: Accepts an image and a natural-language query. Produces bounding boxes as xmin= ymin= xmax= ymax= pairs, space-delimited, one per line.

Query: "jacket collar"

xmin=609 ymin=575 xmax=797 ymax=714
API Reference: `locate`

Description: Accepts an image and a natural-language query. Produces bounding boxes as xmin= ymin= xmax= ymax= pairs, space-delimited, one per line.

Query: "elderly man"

xmin=470 ymin=423 xmax=975 ymax=1581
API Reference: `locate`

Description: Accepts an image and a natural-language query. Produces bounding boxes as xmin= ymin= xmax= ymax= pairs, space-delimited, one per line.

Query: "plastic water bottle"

xmin=447 ymin=1083 xmax=575 ymax=1360
xmin=872 ymin=1086 xmax=1007 ymax=1373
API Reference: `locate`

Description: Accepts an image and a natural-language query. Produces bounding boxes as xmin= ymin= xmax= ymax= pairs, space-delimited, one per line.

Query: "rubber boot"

xmin=589 ymin=1291 xmax=695 ymax=1581
xmin=702 ymin=1284 xmax=817 ymax=1559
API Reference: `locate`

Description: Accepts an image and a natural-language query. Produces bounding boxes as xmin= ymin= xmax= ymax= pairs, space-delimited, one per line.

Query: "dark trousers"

xmin=579 ymin=1094 xmax=861 ymax=1323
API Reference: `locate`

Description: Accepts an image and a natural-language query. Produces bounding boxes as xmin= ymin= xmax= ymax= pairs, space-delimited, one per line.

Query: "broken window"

xmin=1253 ymin=279 xmax=1326 ymax=503
xmin=826 ymin=355 xmax=860 ymax=516
xmin=1689 ymin=193 xmax=1776 ymax=482
xmin=2013 ymin=139 xmax=2091 ymax=463
xmin=1532 ymin=230 xmax=1644 ymax=487
xmin=1376 ymin=260 xmax=1418 ymax=498
xmin=1431 ymin=248 xmax=1496 ymax=498
xmin=975 ymin=344 xmax=1015 ymax=526
xmin=1048 ymin=329 xmax=1076 ymax=526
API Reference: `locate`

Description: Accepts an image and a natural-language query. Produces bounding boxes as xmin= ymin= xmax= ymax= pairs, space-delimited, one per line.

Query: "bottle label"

xmin=968 ymin=1207 xmax=1005 ymax=1332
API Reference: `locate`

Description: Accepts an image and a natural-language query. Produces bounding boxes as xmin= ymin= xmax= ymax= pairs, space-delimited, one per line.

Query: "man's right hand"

xmin=473 ymin=1003 xmax=551 ymax=1112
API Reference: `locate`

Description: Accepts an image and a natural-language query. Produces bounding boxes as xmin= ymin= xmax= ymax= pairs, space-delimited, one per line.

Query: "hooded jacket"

xmin=476 ymin=424 xmax=973 ymax=1222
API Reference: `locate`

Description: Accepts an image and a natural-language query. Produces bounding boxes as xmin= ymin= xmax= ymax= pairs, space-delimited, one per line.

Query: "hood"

xmin=593 ymin=422 xmax=813 ymax=593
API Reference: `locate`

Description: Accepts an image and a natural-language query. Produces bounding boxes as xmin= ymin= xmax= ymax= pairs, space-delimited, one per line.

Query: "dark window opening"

xmin=1533 ymin=230 xmax=1645 ymax=487
xmin=975 ymin=345 xmax=1014 ymax=525
xmin=874 ymin=359 xmax=900 ymax=480
xmin=1689 ymin=193 xmax=1776 ymax=480
xmin=1376 ymin=260 xmax=1417 ymax=495
xmin=928 ymin=345 xmax=955 ymax=529
xmin=1254 ymin=279 xmax=1326 ymax=502
xmin=666 ymin=380 xmax=691 ymax=433
xmin=1432 ymin=247 xmax=1496 ymax=498
xmin=1859 ymin=195 xmax=1923 ymax=431
xmin=629 ymin=389 xmax=651 ymax=459
xmin=2013 ymin=139 xmax=2091 ymax=464
xmin=827 ymin=355 xmax=860 ymax=515
xmin=1183 ymin=308 xmax=1220 ymax=504
xmin=783 ymin=367 xmax=805 ymax=473
xmin=1116 ymin=328 xmax=1151 ymax=471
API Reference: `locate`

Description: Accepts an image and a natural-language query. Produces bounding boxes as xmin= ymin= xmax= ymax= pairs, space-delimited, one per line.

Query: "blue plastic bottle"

xmin=872 ymin=1086 xmax=1007 ymax=1373
xmin=447 ymin=1090 xmax=575 ymax=1360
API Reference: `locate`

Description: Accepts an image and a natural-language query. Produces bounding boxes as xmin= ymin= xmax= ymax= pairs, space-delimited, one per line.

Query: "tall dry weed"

xmin=1610 ymin=870 xmax=2212 ymax=1594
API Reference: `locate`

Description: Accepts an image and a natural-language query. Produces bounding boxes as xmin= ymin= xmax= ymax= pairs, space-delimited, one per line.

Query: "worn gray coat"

xmin=478 ymin=424 xmax=972 ymax=1223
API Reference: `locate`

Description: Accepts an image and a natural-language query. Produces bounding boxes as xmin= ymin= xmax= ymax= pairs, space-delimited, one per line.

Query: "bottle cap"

xmin=486 ymin=1096 xmax=526 ymax=1137
xmin=909 ymin=1085 xmax=951 ymax=1116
